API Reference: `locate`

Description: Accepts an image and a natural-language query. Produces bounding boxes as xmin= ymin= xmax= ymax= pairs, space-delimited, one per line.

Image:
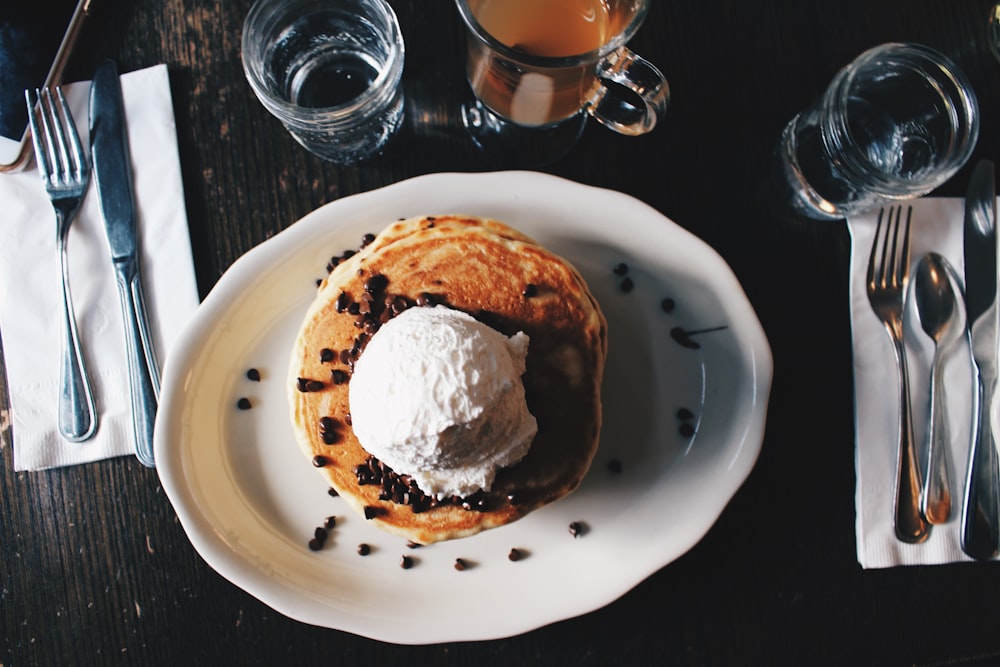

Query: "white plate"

xmin=154 ymin=171 xmax=772 ymax=644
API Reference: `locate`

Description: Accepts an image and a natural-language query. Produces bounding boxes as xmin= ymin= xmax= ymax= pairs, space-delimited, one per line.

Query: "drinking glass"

xmin=241 ymin=0 xmax=405 ymax=164
xmin=779 ymin=43 xmax=979 ymax=220
xmin=454 ymin=0 xmax=669 ymax=165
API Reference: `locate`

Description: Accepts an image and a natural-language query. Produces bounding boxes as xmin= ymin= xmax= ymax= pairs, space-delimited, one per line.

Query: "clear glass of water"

xmin=780 ymin=43 xmax=979 ymax=220
xmin=241 ymin=0 xmax=405 ymax=164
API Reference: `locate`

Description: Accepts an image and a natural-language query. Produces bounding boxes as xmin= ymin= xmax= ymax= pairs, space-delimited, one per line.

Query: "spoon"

xmin=914 ymin=252 xmax=965 ymax=524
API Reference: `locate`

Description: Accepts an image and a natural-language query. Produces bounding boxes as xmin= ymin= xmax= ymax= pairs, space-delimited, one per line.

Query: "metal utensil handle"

xmin=892 ymin=336 xmax=930 ymax=543
xmin=921 ymin=356 xmax=952 ymax=524
xmin=961 ymin=375 xmax=1000 ymax=560
xmin=113 ymin=261 xmax=159 ymax=467
xmin=57 ymin=217 xmax=98 ymax=442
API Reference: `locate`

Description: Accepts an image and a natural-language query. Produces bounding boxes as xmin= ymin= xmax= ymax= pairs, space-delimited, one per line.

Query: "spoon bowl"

xmin=916 ymin=252 xmax=966 ymax=349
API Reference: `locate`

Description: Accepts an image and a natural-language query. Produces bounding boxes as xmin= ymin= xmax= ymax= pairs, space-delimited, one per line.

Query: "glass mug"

xmin=779 ymin=42 xmax=979 ymax=220
xmin=454 ymin=0 xmax=669 ymax=165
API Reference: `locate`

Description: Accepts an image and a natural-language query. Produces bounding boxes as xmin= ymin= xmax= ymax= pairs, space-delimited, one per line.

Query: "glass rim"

xmin=241 ymin=0 xmax=405 ymax=118
xmin=826 ymin=41 xmax=980 ymax=193
xmin=452 ymin=0 xmax=650 ymax=68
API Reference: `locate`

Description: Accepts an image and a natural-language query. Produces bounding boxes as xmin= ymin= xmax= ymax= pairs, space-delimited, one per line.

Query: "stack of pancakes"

xmin=288 ymin=215 xmax=607 ymax=544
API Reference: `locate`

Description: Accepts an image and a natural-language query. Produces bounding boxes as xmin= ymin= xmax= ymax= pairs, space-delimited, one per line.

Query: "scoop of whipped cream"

xmin=348 ymin=305 xmax=538 ymax=499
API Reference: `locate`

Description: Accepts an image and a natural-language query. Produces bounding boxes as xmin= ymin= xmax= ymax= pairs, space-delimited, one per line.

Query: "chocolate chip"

xmin=522 ymin=283 xmax=538 ymax=298
xmin=406 ymin=540 xmax=422 ymax=549
xmin=613 ymin=262 xmax=629 ymax=276
xmin=236 ymin=397 xmax=252 ymax=410
xmin=331 ymin=369 xmax=348 ymax=384
xmin=619 ymin=277 xmax=635 ymax=293
xmin=355 ymin=466 xmax=375 ymax=485
xmin=335 ymin=292 xmax=349 ymax=313
xmin=676 ymin=407 xmax=695 ymax=421
xmin=390 ymin=296 xmax=410 ymax=315
xmin=508 ymin=548 xmax=522 ymax=561
xmin=324 ymin=516 xmax=337 ymax=529
xmin=296 ymin=378 xmax=325 ymax=392
xmin=569 ymin=521 xmax=585 ymax=537
xmin=364 ymin=273 xmax=389 ymax=294
xmin=400 ymin=555 xmax=414 ymax=569
xmin=308 ymin=525 xmax=330 ymax=551
xmin=454 ymin=558 xmax=468 ymax=571
xmin=363 ymin=506 xmax=384 ymax=520
xmin=327 ymin=486 xmax=339 ymax=497
xmin=357 ymin=543 xmax=371 ymax=556
xmin=312 ymin=455 xmax=329 ymax=467
xmin=661 ymin=297 xmax=676 ymax=313
xmin=245 ymin=368 xmax=261 ymax=382
xmin=319 ymin=348 xmax=334 ymax=363
xmin=361 ymin=233 xmax=376 ymax=247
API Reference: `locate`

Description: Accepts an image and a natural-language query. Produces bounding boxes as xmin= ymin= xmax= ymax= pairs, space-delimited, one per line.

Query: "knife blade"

xmin=961 ymin=158 xmax=1000 ymax=560
xmin=89 ymin=59 xmax=160 ymax=468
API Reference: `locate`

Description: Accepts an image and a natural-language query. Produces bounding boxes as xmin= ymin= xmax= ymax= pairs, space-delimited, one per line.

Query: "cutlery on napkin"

xmin=90 ymin=59 xmax=162 ymax=468
xmin=960 ymin=159 xmax=1000 ymax=560
xmin=849 ymin=197 xmax=998 ymax=567
xmin=0 ymin=64 xmax=199 ymax=471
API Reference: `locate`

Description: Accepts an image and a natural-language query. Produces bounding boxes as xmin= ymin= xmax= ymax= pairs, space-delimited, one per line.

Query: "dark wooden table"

xmin=3 ymin=1 xmax=1000 ymax=664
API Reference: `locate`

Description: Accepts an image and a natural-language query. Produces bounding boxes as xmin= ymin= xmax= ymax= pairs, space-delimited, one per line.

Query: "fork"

xmin=25 ymin=87 xmax=99 ymax=443
xmin=866 ymin=205 xmax=929 ymax=544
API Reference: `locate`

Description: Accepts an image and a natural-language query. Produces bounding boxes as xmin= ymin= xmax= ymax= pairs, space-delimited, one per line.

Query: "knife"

xmin=89 ymin=59 xmax=160 ymax=468
xmin=961 ymin=158 xmax=1000 ymax=560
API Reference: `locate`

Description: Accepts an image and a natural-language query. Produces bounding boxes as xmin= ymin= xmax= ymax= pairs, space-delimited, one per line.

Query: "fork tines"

xmin=868 ymin=205 xmax=913 ymax=294
xmin=25 ymin=87 xmax=87 ymax=186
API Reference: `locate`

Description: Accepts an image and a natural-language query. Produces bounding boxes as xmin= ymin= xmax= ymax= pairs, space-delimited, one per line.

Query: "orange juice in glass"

xmin=455 ymin=0 xmax=668 ymax=164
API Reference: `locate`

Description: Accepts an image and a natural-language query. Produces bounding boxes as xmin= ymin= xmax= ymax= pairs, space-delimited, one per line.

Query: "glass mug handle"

xmin=588 ymin=47 xmax=669 ymax=135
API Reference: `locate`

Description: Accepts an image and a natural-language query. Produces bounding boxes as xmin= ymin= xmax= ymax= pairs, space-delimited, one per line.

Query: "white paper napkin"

xmin=848 ymin=197 xmax=1000 ymax=567
xmin=0 ymin=64 xmax=199 ymax=471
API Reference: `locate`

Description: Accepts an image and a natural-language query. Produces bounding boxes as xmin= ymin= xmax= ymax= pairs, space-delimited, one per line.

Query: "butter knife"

xmin=89 ymin=60 xmax=160 ymax=468
xmin=961 ymin=158 xmax=1000 ymax=560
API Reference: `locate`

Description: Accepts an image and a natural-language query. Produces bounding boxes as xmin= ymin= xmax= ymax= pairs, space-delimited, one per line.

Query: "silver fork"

xmin=25 ymin=87 xmax=99 ymax=442
xmin=866 ymin=205 xmax=929 ymax=543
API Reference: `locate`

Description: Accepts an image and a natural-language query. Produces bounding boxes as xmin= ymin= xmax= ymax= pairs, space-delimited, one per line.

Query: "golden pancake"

xmin=288 ymin=215 xmax=607 ymax=544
